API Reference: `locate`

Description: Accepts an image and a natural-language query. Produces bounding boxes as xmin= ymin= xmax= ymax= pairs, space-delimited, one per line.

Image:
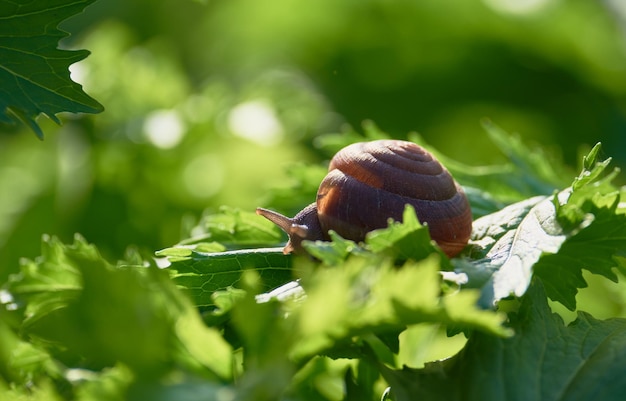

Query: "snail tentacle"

xmin=256 ymin=203 xmax=325 ymax=254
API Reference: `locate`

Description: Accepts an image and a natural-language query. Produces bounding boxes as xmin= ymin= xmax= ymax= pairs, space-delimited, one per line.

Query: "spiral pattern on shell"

xmin=315 ymin=140 xmax=472 ymax=257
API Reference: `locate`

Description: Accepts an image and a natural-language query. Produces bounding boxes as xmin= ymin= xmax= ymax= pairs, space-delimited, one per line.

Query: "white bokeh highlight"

xmin=227 ymin=100 xmax=284 ymax=146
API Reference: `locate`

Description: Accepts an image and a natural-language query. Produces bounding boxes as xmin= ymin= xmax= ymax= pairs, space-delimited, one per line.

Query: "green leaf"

xmin=381 ymin=281 xmax=626 ymax=401
xmin=481 ymin=120 xmax=566 ymax=194
xmin=288 ymin=255 xmax=510 ymax=362
xmin=287 ymin=357 xmax=355 ymax=401
xmin=303 ymin=231 xmax=364 ymax=265
xmin=343 ymin=363 xmax=380 ymax=401
xmin=531 ymin=144 xmax=625 ymax=310
xmin=0 ymin=318 xmax=59 ymax=385
xmin=460 ymin=143 xmax=625 ymax=309
xmin=303 ymin=205 xmax=444 ymax=266
xmin=180 ymin=207 xmax=283 ymax=248
xmin=73 ymin=365 xmax=133 ymax=401
xmin=163 ymin=246 xmax=293 ymax=309
xmin=574 ymin=142 xmax=607 ymax=188
xmin=221 ymin=255 xmax=508 ymax=400
xmin=0 ymin=0 xmax=104 ymax=138
xmin=535 ymin=197 xmax=626 ymax=310
xmin=464 ymin=194 xmax=569 ymax=307
xmin=6 ymin=235 xmax=232 ymax=381
xmin=156 ymin=242 xmax=226 ymax=261
xmin=556 ymin=142 xmax=621 ymax=228
xmin=174 ymin=301 xmax=234 ymax=379
xmin=365 ymin=205 xmax=443 ymax=262
xmin=7 ymin=234 xmax=89 ymax=328
xmin=228 ymin=271 xmax=296 ymax=401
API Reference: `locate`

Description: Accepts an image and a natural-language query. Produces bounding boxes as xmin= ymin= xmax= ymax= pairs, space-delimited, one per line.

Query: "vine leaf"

xmin=0 ymin=0 xmax=103 ymax=138
xmin=381 ymin=281 xmax=626 ymax=401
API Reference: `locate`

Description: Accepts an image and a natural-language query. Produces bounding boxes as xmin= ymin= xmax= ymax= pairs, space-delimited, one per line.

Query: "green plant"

xmin=3 ymin=127 xmax=626 ymax=400
xmin=0 ymin=0 xmax=103 ymax=138
xmin=1 ymin=1 xmax=626 ymax=400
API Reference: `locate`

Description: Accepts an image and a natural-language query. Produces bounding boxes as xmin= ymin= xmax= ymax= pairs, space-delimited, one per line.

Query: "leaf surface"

xmin=458 ymin=143 xmax=626 ymax=309
xmin=465 ymin=194 xmax=568 ymax=306
xmin=0 ymin=0 xmax=103 ymax=137
xmin=7 ymin=234 xmax=89 ymax=327
xmin=6 ymin=235 xmax=232 ymax=380
xmin=382 ymin=282 xmax=626 ymax=401
xmin=535 ymin=196 xmax=626 ymax=310
xmin=282 ymin=255 xmax=510 ymax=363
xmin=365 ymin=205 xmax=442 ymax=262
xmin=159 ymin=246 xmax=292 ymax=309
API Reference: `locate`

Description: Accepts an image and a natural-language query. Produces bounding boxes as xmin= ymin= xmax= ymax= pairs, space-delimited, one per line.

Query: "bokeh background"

xmin=1 ymin=0 xmax=626 ymax=286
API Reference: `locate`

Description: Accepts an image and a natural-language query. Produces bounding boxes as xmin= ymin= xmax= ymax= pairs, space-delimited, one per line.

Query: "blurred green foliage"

xmin=1 ymin=0 xmax=626 ymax=284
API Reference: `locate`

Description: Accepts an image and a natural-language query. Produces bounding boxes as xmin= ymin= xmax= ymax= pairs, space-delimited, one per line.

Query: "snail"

xmin=256 ymin=139 xmax=472 ymax=258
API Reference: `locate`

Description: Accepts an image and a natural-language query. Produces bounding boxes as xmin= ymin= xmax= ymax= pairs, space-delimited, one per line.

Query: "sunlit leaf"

xmin=382 ymin=282 xmax=626 ymax=401
xmin=365 ymin=205 xmax=442 ymax=262
xmin=458 ymin=143 xmax=625 ymax=309
xmin=6 ymin=235 xmax=232 ymax=381
xmin=7 ymin=234 xmax=89 ymax=327
xmin=303 ymin=231 xmax=363 ymax=265
xmin=180 ymin=207 xmax=283 ymax=248
xmin=288 ymin=255 xmax=510 ymax=362
xmin=465 ymin=194 xmax=568 ymax=306
xmin=535 ymin=197 xmax=626 ymax=310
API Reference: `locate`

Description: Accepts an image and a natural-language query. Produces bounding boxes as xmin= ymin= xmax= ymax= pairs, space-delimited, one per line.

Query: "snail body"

xmin=256 ymin=140 xmax=472 ymax=258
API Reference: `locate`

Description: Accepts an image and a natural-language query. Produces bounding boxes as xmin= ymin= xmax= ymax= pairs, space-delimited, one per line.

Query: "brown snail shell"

xmin=256 ymin=139 xmax=472 ymax=258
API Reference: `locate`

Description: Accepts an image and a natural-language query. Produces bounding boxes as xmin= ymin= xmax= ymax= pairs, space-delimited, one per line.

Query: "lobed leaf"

xmin=288 ymin=255 xmax=510 ymax=362
xmin=365 ymin=205 xmax=442 ymax=262
xmin=381 ymin=281 xmax=626 ymax=401
xmin=480 ymin=120 xmax=566 ymax=194
xmin=216 ymin=255 xmax=509 ymax=400
xmin=535 ymin=197 xmax=626 ymax=310
xmin=463 ymin=194 xmax=569 ymax=307
xmin=5 ymin=235 xmax=232 ymax=382
xmin=7 ymin=234 xmax=91 ymax=327
xmin=161 ymin=246 xmax=292 ymax=309
xmin=0 ymin=0 xmax=103 ymax=138
xmin=458 ymin=143 xmax=625 ymax=309
xmin=303 ymin=205 xmax=445 ymax=265
xmin=0 ymin=318 xmax=59 ymax=386
xmin=302 ymin=230 xmax=364 ymax=266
